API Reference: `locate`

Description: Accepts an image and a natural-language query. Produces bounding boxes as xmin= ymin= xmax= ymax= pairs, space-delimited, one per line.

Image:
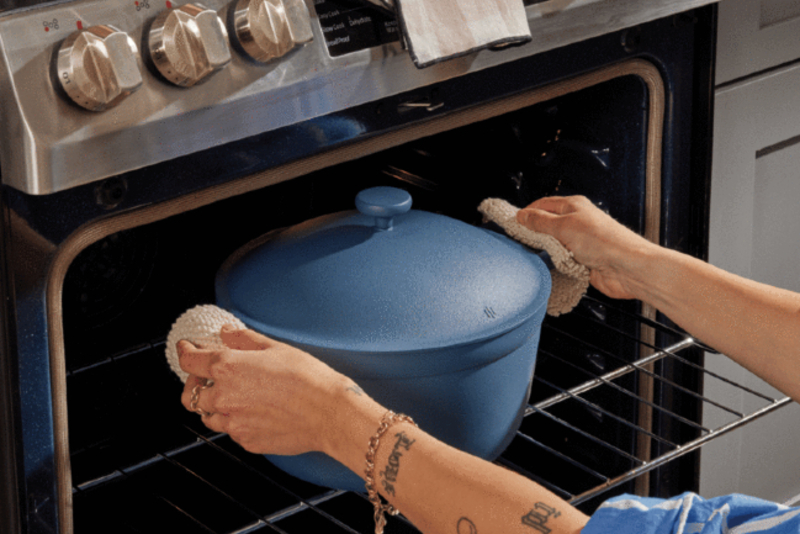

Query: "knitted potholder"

xmin=165 ymin=304 xmax=246 ymax=383
xmin=478 ymin=198 xmax=591 ymax=317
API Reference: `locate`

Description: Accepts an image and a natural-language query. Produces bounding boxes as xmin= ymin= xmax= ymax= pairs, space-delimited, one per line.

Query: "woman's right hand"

xmin=518 ymin=197 xmax=800 ymax=406
xmin=516 ymin=195 xmax=654 ymax=300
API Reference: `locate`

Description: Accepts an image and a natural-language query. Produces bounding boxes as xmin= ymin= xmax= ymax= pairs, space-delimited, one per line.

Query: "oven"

xmin=0 ymin=1 xmax=791 ymax=533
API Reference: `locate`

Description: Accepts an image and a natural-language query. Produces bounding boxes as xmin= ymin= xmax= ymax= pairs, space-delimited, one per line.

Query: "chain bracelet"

xmin=364 ymin=410 xmax=417 ymax=534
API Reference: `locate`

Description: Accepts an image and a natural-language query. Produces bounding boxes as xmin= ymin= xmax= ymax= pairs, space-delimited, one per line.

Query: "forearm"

xmin=325 ymin=391 xmax=589 ymax=534
xmin=626 ymin=244 xmax=800 ymax=401
xmin=517 ymin=194 xmax=800 ymax=399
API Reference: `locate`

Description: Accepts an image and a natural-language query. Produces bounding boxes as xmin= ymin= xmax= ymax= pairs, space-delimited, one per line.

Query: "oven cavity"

xmin=61 ymin=72 xmax=689 ymax=533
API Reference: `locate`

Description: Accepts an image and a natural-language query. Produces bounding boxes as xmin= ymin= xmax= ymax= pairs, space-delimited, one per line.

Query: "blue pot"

xmin=215 ymin=187 xmax=551 ymax=492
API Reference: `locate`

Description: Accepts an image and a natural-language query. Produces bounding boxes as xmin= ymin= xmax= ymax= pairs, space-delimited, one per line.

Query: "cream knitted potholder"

xmin=478 ymin=198 xmax=590 ymax=317
xmin=164 ymin=304 xmax=246 ymax=383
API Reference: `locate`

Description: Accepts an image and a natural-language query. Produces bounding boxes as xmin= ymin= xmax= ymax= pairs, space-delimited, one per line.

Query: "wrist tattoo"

xmin=379 ymin=431 xmax=415 ymax=496
xmin=346 ymin=384 xmax=364 ymax=396
xmin=522 ymin=503 xmax=561 ymax=534
xmin=456 ymin=517 xmax=477 ymax=534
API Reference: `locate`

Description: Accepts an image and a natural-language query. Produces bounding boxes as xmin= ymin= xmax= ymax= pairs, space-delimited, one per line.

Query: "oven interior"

xmin=61 ymin=70 xmax=780 ymax=534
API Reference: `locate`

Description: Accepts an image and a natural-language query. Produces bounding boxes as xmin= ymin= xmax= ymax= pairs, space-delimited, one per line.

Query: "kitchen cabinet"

xmin=700 ymin=0 xmax=800 ymax=505
xmin=716 ymin=0 xmax=800 ymax=84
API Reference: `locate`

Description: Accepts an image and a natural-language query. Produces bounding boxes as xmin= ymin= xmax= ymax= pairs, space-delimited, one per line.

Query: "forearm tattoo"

xmin=522 ymin=503 xmax=561 ymax=534
xmin=346 ymin=384 xmax=364 ymax=396
xmin=457 ymin=517 xmax=477 ymax=534
xmin=379 ymin=431 xmax=415 ymax=496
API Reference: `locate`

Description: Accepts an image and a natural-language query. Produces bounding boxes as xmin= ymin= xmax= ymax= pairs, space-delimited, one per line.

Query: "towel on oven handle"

xmin=584 ymin=492 xmax=800 ymax=534
xmin=478 ymin=197 xmax=590 ymax=317
xmin=367 ymin=0 xmax=532 ymax=68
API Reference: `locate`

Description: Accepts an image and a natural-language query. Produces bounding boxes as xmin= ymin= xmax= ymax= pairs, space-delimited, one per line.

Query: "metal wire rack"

xmin=68 ymin=295 xmax=792 ymax=534
xmin=506 ymin=295 xmax=793 ymax=507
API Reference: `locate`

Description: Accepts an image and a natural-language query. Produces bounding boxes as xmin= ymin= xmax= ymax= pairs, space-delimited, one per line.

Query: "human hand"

xmin=178 ymin=326 xmax=358 ymax=457
xmin=517 ymin=196 xmax=655 ymax=300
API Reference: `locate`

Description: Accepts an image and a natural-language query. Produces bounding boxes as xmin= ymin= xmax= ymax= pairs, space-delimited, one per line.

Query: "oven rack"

xmin=68 ymin=295 xmax=793 ymax=534
xmin=509 ymin=295 xmax=793 ymax=507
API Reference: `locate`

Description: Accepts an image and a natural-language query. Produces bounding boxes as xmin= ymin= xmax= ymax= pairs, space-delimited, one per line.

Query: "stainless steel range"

xmin=0 ymin=0 xmax=719 ymax=195
xmin=1 ymin=2 xmax=790 ymax=534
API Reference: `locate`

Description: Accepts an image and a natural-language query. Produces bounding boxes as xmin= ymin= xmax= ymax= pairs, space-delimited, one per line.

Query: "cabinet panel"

xmin=752 ymin=144 xmax=800 ymax=292
xmin=717 ymin=0 xmax=800 ymax=84
xmin=709 ymin=63 xmax=800 ymax=279
xmin=702 ymin=61 xmax=800 ymax=504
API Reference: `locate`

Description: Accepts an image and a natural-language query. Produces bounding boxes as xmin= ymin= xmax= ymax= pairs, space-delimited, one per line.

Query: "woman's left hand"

xmin=178 ymin=326 xmax=356 ymax=456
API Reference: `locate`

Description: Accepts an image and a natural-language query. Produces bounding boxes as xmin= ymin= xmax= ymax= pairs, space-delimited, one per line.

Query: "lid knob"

xmin=355 ymin=187 xmax=413 ymax=230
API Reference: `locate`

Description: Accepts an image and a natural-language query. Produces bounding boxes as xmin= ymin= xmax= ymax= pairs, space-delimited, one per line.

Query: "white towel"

xmin=478 ymin=198 xmax=591 ymax=317
xmin=373 ymin=0 xmax=531 ymax=68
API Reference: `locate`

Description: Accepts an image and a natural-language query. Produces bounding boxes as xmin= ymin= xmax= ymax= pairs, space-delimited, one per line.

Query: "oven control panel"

xmin=53 ymin=0 xmax=313 ymax=110
xmin=0 ymin=0 xmax=719 ymax=195
xmin=233 ymin=0 xmax=314 ymax=62
xmin=314 ymin=0 xmax=400 ymax=57
xmin=0 ymin=0 xmax=526 ymax=195
xmin=147 ymin=3 xmax=232 ymax=88
xmin=55 ymin=24 xmax=143 ymax=111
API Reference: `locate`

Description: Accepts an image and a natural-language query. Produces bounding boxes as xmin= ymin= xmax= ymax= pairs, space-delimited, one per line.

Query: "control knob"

xmin=232 ymin=0 xmax=313 ymax=63
xmin=148 ymin=3 xmax=232 ymax=87
xmin=56 ymin=25 xmax=143 ymax=111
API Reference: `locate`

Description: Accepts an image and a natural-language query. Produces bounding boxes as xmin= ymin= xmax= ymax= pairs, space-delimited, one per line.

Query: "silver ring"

xmin=190 ymin=378 xmax=214 ymax=417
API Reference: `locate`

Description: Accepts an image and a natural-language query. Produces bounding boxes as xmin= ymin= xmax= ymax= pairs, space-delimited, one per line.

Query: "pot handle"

xmin=355 ymin=187 xmax=413 ymax=230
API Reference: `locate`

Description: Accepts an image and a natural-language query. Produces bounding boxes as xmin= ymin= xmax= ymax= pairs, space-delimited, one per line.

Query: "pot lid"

xmin=216 ymin=187 xmax=550 ymax=352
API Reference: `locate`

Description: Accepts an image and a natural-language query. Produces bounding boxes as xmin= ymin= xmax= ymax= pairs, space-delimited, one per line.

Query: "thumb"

xmin=517 ymin=208 xmax=560 ymax=235
xmin=220 ymin=325 xmax=273 ymax=351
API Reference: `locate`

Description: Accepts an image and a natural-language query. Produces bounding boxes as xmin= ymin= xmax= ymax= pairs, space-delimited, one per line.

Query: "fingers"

xmin=181 ymin=375 xmax=231 ymax=432
xmin=524 ymin=195 xmax=585 ymax=214
xmin=517 ymin=195 xmax=596 ymax=235
xmin=517 ymin=207 xmax=562 ymax=234
xmin=177 ymin=340 xmax=222 ymax=378
xmin=181 ymin=375 xmax=199 ymax=411
xmin=199 ymin=412 xmax=229 ymax=433
xmin=520 ymin=195 xmax=594 ymax=214
xmin=517 ymin=196 xmax=578 ymax=232
xmin=181 ymin=375 xmax=214 ymax=413
xmin=219 ymin=325 xmax=273 ymax=351
xmin=524 ymin=196 xmax=569 ymax=215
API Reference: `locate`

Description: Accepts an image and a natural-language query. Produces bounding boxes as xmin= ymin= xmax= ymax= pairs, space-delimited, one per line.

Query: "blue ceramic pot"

xmin=215 ymin=187 xmax=551 ymax=492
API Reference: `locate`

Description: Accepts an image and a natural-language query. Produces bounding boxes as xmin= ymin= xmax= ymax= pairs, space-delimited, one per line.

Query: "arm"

xmin=517 ymin=195 xmax=800 ymax=403
xmin=178 ymin=329 xmax=589 ymax=534
xmin=327 ymin=390 xmax=588 ymax=534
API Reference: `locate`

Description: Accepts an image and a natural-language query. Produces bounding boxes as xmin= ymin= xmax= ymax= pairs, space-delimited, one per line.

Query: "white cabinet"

xmin=717 ymin=0 xmax=800 ymax=84
xmin=701 ymin=1 xmax=800 ymax=502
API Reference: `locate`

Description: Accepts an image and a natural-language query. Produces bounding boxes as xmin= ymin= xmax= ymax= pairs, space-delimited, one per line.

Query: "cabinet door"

xmin=702 ymin=61 xmax=800 ymax=504
xmin=717 ymin=0 xmax=800 ymax=84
